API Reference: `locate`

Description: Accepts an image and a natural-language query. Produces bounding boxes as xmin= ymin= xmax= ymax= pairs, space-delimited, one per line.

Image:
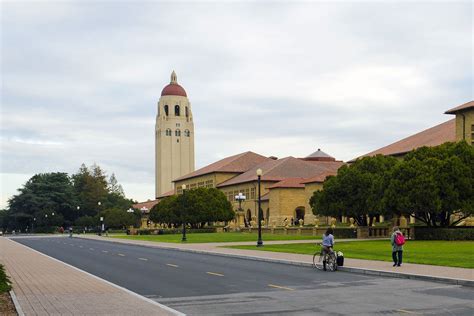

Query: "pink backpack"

xmin=395 ymin=232 xmax=405 ymax=246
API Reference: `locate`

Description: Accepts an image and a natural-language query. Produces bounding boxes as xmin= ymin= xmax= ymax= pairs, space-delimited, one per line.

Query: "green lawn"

xmin=110 ymin=232 xmax=318 ymax=243
xmin=0 ymin=264 xmax=11 ymax=293
xmin=228 ymin=240 xmax=474 ymax=268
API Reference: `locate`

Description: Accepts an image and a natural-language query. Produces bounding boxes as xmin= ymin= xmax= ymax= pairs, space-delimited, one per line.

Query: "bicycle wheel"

xmin=313 ymin=251 xmax=324 ymax=270
xmin=326 ymin=252 xmax=337 ymax=271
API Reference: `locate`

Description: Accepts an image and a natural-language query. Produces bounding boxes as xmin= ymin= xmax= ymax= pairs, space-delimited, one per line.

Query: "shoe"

xmin=393 ymin=263 xmax=397 ymax=267
xmin=397 ymin=264 xmax=401 ymax=267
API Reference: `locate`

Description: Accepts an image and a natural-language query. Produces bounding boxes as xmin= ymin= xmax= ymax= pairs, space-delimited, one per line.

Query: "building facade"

xmin=155 ymin=71 xmax=195 ymax=197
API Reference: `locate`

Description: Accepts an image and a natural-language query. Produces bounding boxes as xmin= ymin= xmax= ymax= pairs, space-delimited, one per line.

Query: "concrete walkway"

xmin=0 ymin=237 xmax=182 ymax=316
xmin=80 ymin=235 xmax=473 ymax=286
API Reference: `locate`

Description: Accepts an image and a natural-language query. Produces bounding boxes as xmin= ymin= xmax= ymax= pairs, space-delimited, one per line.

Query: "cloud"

xmin=1 ymin=1 xmax=472 ymax=208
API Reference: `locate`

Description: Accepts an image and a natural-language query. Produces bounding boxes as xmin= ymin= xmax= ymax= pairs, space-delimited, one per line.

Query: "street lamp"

xmin=126 ymin=208 xmax=134 ymax=213
xmin=256 ymin=168 xmax=263 ymax=247
xmin=235 ymin=192 xmax=246 ymax=211
xmin=98 ymin=202 xmax=103 ymax=236
xmin=181 ymin=184 xmax=187 ymax=242
xmin=32 ymin=217 xmax=36 ymax=234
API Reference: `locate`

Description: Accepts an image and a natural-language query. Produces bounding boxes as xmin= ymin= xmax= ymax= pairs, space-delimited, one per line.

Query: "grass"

xmin=0 ymin=264 xmax=11 ymax=293
xmin=228 ymin=240 xmax=474 ymax=268
xmin=110 ymin=232 xmax=318 ymax=243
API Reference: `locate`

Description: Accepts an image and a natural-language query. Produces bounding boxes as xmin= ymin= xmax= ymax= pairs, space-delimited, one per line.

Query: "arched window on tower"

xmin=175 ymin=129 xmax=181 ymax=137
xmin=165 ymin=129 xmax=172 ymax=136
xmin=185 ymin=107 xmax=189 ymax=117
xmin=184 ymin=130 xmax=190 ymax=137
xmin=164 ymin=105 xmax=169 ymax=116
xmin=175 ymin=105 xmax=180 ymax=116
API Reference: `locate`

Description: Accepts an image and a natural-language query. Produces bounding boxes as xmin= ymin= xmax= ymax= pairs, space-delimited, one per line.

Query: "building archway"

xmin=295 ymin=207 xmax=305 ymax=224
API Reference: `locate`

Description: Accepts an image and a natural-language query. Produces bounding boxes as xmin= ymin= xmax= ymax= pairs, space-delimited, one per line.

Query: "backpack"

xmin=394 ymin=232 xmax=405 ymax=246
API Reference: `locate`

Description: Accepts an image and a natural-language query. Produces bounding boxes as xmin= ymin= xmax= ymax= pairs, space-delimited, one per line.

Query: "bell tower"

xmin=155 ymin=71 xmax=195 ymax=197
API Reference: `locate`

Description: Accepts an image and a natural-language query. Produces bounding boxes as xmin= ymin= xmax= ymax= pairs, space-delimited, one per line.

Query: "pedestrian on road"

xmin=391 ymin=226 xmax=404 ymax=267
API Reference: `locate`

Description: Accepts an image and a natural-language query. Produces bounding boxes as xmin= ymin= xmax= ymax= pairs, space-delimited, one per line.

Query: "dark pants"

xmin=392 ymin=250 xmax=403 ymax=265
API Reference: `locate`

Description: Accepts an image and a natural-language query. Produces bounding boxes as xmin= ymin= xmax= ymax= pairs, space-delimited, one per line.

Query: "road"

xmin=13 ymin=237 xmax=474 ymax=315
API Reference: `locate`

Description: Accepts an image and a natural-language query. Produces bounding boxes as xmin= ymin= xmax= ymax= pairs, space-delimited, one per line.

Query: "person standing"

xmin=391 ymin=226 xmax=404 ymax=267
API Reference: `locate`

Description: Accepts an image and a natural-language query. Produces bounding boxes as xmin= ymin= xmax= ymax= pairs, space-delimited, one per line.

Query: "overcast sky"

xmin=1 ymin=0 xmax=472 ymax=208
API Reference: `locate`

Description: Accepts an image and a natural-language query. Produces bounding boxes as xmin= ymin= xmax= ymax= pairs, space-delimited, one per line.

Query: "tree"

xmin=7 ymin=173 xmax=77 ymax=229
xmin=384 ymin=142 xmax=473 ymax=227
xmin=310 ymin=155 xmax=398 ymax=226
xmin=98 ymin=208 xmax=140 ymax=229
xmin=149 ymin=188 xmax=234 ymax=228
xmin=108 ymin=173 xmax=125 ymax=196
xmin=72 ymin=163 xmax=109 ymax=217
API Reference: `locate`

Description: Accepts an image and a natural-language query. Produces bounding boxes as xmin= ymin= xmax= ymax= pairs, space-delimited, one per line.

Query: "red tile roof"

xmin=132 ymin=199 xmax=159 ymax=213
xmin=157 ymin=189 xmax=175 ymax=199
xmin=268 ymin=178 xmax=306 ymax=189
xmin=350 ymin=119 xmax=456 ymax=161
xmin=301 ymin=171 xmax=338 ymax=184
xmin=173 ymin=151 xmax=269 ymax=182
xmin=217 ymin=157 xmax=343 ymax=188
xmin=445 ymin=100 xmax=474 ymax=114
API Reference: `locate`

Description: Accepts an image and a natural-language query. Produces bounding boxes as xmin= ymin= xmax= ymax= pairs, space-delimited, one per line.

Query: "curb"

xmin=77 ymin=236 xmax=474 ymax=288
xmin=10 ymin=290 xmax=25 ymax=316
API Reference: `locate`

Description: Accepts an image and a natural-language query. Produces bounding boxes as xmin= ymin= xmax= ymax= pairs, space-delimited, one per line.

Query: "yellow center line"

xmin=138 ymin=258 xmax=148 ymax=261
xmin=268 ymin=284 xmax=294 ymax=291
xmin=396 ymin=309 xmax=422 ymax=315
xmin=206 ymin=272 xmax=224 ymax=277
xmin=118 ymin=253 xmax=125 ymax=257
xmin=102 ymin=250 xmax=108 ymax=253
xmin=166 ymin=264 xmax=179 ymax=268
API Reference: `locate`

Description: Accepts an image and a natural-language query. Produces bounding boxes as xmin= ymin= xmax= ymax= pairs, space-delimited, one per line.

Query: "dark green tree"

xmin=310 ymin=155 xmax=398 ymax=226
xmin=72 ymin=163 xmax=108 ymax=217
xmin=7 ymin=173 xmax=77 ymax=229
xmin=384 ymin=142 xmax=473 ymax=226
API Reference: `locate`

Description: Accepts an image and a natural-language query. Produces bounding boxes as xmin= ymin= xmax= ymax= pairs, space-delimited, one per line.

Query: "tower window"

xmin=185 ymin=107 xmax=189 ymax=117
xmin=175 ymin=105 xmax=180 ymax=116
xmin=164 ymin=105 xmax=169 ymax=116
xmin=184 ymin=129 xmax=190 ymax=137
xmin=175 ymin=129 xmax=181 ymax=137
xmin=165 ymin=129 xmax=172 ymax=136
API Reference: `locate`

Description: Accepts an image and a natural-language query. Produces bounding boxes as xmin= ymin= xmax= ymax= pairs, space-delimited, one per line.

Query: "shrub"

xmin=415 ymin=227 xmax=474 ymax=240
xmin=0 ymin=264 xmax=12 ymax=293
xmin=333 ymin=228 xmax=357 ymax=239
xmin=137 ymin=229 xmax=151 ymax=235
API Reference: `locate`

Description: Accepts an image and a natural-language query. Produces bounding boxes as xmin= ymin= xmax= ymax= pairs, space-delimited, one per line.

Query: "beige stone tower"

xmin=155 ymin=71 xmax=195 ymax=197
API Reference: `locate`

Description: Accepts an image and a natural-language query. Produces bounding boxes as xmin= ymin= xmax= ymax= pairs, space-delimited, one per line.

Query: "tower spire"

xmin=170 ymin=70 xmax=177 ymax=84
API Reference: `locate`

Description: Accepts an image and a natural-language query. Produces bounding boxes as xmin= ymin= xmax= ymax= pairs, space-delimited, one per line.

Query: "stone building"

xmin=155 ymin=71 xmax=195 ymax=197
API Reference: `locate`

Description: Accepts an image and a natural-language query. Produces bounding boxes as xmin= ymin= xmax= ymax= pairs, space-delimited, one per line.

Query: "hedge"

xmin=415 ymin=227 xmax=474 ymax=240
xmin=137 ymin=228 xmax=217 ymax=235
xmin=333 ymin=228 xmax=357 ymax=239
xmin=0 ymin=264 xmax=11 ymax=293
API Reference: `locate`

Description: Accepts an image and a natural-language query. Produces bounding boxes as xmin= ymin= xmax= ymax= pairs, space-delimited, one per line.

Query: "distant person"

xmin=69 ymin=227 xmax=73 ymax=238
xmin=321 ymin=228 xmax=335 ymax=271
xmin=391 ymin=226 xmax=405 ymax=267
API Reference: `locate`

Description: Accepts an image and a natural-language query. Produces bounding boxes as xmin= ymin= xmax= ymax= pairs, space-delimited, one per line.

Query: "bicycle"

xmin=313 ymin=243 xmax=337 ymax=271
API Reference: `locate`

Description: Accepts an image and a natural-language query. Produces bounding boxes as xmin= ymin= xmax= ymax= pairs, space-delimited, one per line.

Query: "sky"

xmin=1 ymin=0 xmax=472 ymax=208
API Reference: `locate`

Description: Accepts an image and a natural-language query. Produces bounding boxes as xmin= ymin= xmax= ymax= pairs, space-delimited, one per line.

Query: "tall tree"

xmin=72 ymin=164 xmax=108 ymax=217
xmin=108 ymin=173 xmax=125 ymax=196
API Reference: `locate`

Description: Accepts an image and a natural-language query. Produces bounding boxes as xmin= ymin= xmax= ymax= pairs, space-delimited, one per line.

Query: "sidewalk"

xmin=81 ymin=235 xmax=474 ymax=286
xmin=0 ymin=237 xmax=182 ymax=316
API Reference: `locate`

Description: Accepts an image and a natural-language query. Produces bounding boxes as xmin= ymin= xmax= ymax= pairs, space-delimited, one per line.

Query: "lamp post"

xmin=256 ymin=168 xmax=263 ymax=247
xmin=181 ymin=184 xmax=187 ymax=242
xmin=98 ymin=202 xmax=103 ymax=236
xmin=32 ymin=217 xmax=36 ymax=234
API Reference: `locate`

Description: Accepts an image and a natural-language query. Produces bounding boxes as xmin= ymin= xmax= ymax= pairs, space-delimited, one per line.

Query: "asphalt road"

xmin=13 ymin=237 xmax=474 ymax=315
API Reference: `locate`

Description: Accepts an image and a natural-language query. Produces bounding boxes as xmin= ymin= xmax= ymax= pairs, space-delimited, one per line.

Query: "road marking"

xmin=70 ymin=244 xmax=74 ymax=246
xmin=79 ymin=246 xmax=83 ymax=248
xmin=118 ymin=253 xmax=125 ymax=257
xmin=138 ymin=258 xmax=148 ymax=261
xmin=396 ymin=309 xmax=422 ymax=315
xmin=206 ymin=272 xmax=224 ymax=277
xmin=268 ymin=284 xmax=294 ymax=291
xmin=102 ymin=250 xmax=108 ymax=253
xmin=166 ymin=264 xmax=179 ymax=268
xmin=89 ymin=248 xmax=94 ymax=251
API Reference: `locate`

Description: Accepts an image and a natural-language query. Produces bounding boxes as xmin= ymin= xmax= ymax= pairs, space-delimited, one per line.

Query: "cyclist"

xmin=321 ymin=228 xmax=335 ymax=271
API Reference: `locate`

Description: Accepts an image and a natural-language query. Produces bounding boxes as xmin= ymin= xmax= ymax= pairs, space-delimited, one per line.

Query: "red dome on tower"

xmin=161 ymin=70 xmax=187 ymax=97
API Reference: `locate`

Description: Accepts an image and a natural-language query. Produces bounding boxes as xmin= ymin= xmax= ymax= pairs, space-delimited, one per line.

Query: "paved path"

xmin=82 ymin=235 xmax=473 ymax=283
xmin=0 ymin=237 xmax=181 ymax=316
